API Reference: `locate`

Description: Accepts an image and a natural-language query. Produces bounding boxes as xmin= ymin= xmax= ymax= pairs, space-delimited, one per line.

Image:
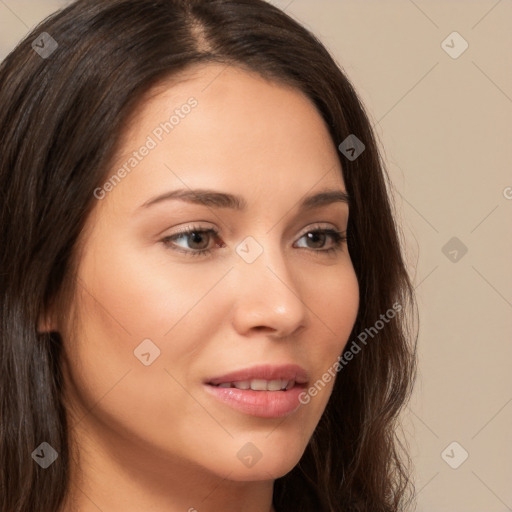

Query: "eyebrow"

xmin=139 ymin=187 xmax=349 ymax=213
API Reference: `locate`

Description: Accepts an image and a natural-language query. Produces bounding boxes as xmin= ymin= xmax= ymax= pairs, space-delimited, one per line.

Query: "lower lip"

xmin=203 ymin=384 xmax=305 ymax=418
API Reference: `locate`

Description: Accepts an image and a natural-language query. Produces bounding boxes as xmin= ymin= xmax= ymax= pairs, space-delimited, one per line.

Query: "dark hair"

xmin=0 ymin=0 xmax=418 ymax=510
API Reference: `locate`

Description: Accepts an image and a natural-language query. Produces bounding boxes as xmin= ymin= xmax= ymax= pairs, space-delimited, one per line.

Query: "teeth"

xmin=250 ymin=379 xmax=269 ymax=391
xmin=214 ymin=379 xmax=295 ymax=391
xmin=266 ymin=379 xmax=285 ymax=391
xmin=233 ymin=380 xmax=250 ymax=390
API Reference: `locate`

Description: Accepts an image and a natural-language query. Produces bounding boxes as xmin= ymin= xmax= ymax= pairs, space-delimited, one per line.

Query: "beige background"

xmin=1 ymin=1 xmax=511 ymax=510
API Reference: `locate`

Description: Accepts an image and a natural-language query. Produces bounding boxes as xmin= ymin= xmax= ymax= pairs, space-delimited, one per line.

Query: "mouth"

xmin=208 ymin=378 xmax=299 ymax=391
xmin=203 ymin=364 xmax=309 ymax=418
xmin=204 ymin=363 xmax=309 ymax=388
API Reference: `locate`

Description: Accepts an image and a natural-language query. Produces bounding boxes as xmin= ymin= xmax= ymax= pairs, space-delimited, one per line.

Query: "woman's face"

xmin=58 ymin=63 xmax=359 ymax=486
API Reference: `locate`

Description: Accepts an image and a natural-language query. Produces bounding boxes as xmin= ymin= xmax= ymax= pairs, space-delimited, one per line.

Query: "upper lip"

xmin=205 ymin=364 xmax=309 ymax=386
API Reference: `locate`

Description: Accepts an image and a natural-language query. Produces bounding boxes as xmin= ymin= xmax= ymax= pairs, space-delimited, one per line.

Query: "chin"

xmin=207 ymin=439 xmax=307 ymax=482
xmin=223 ymin=459 xmax=300 ymax=482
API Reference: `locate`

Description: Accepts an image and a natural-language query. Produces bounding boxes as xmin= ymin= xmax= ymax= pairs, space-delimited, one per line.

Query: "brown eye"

xmin=303 ymin=231 xmax=327 ymax=249
xmin=162 ymin=227 xmax=222 ymax=257
xmin=177 ymin=230 xmax=211 ymax=250
xmin=294 ymin=228 xmax=347 ymax=253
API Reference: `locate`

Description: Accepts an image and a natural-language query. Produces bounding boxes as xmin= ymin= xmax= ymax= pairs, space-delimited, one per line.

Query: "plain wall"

xmin=1 ymin=1 xmax=511 ymax=510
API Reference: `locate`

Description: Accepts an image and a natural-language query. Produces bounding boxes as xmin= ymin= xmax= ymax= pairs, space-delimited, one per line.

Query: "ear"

xmin=37 ymin=304 xmax=59 ymax=333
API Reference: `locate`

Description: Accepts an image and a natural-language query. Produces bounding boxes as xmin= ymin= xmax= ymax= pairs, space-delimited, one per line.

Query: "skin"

xmin=43 ymin=63 xmax=360 ymax=512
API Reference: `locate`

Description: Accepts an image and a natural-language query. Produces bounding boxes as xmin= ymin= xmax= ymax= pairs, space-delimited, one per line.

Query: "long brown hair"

xmin=0 ymin=1 xmax=417 ymax=510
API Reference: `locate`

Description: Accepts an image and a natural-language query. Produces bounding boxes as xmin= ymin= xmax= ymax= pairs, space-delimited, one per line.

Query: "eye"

xmin=162 ymin=225 xmax=222 ymax=257
xmin=161 ymin=224 xmax=347 ymax=258
xmin=294 ymin=227 xmax=347 ymax=254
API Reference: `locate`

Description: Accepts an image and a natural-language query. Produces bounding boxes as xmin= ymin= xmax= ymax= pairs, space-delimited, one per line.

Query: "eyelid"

xmin=296 ymin=222 xmax=341 ymax=236
xmin=163 ymin=221 xmax=344 ymax=240
xmin=161 ymin=221 xmax=347 ymax=257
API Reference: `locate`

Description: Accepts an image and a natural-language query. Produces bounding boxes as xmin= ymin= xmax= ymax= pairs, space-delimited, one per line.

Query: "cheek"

xmin=63 ymin=237 xmax=231 ymax=416
xmin=307 ymin=262 xmax=359 ymax=356
xmin=76 ymin=233 xmax=231 ymax=346
xmin=298 ymin=263 xmax=359 ymax=410
xmin=61 ymin=258 xmax=217 ymax=461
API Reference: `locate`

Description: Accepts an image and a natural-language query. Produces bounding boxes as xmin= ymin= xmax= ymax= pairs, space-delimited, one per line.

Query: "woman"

xmin=0 ymin=0 xmax=418 ymax=511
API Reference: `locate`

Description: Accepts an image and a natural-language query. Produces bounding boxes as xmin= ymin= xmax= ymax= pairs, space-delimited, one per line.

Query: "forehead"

xmin=117 ymin=63 xmax=338 ymax=160
xmin=99 ymin=63 xmax=346 ymax=217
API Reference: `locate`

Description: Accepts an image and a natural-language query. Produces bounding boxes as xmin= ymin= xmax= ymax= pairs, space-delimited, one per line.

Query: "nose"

xmin=230 ymin=239 xmax=308 ymax=338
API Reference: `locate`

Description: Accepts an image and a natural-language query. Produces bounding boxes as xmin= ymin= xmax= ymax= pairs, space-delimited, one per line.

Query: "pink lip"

xmin=203 ymin=364 xmax=309 ymax=418
xmin=204 ymin=364 xmax=309 ymax=386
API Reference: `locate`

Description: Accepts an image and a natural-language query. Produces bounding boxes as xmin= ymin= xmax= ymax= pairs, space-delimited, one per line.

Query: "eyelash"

xmin=161 ymin=224 xmax=348 ymax=258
